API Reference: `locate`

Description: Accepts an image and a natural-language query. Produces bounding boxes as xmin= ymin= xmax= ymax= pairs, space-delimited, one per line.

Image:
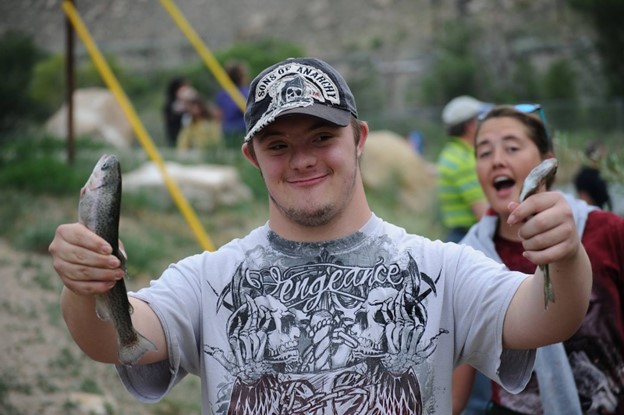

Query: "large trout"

xmin=78 ymin=154 xmax=157 ymax=366
xmin=519 ymin=157 xmax=558 ymax=309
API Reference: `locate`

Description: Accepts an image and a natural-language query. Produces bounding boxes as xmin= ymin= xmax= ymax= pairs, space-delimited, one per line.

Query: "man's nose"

xmin=289 ymin=146 xmax=316 ymax=169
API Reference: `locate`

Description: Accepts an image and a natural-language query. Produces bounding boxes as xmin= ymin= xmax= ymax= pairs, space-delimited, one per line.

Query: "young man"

xmin=437 ymin=95 xmax=490 ymax=243
xmin=49 ymin=57 xmax=592 ymax=414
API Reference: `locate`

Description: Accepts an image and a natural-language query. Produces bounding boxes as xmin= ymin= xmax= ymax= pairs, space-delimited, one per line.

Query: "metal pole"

xmin=65 ymin=0 xmax=76 ymax=164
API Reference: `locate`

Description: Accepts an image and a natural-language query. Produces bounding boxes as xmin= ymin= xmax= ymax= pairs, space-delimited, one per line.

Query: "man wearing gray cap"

xmin=48 ymin=58 xmax=592 ymax=415
xmin=437 ymin=95 xmax=490 ymax=243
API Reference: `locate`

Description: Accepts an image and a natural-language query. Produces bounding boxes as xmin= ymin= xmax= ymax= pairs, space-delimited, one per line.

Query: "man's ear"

xmin=242 ymin=142 xmax=259 ymax=169
xmin=357 ymin=121 xmax=369 ymax=157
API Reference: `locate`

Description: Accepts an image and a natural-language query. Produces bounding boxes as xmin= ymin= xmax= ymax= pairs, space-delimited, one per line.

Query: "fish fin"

xmin=118 ymin=331 xmax=158 ymax=366
xmin=95 ymin=295 xmax=111 ymax=321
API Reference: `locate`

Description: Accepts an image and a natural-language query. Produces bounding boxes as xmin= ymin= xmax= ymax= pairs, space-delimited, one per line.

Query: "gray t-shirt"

xmin=117 ymin=214 xmax=534 ymax=414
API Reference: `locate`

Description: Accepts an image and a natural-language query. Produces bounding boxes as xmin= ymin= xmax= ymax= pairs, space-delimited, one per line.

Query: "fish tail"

xmin=119 ymin=331 xmax=158 ymax=366
xmin=542 ymin=264 xmax=555 ymax=309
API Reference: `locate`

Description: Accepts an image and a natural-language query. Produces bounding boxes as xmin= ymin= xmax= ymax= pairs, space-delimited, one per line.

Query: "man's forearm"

xmin=504 ymin=245 xmax=592 ymax=349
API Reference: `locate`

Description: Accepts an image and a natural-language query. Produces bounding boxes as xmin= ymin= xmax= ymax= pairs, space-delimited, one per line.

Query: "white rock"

xmin=123 ymin=161 xmax=252 ymax=211
xmin=361 ymin=130 xmax=437 ymax=213
xmin=45 ymin=87 xmax=134 ymax=148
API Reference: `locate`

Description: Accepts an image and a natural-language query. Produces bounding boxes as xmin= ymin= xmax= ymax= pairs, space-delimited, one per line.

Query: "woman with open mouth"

xmin=453 ymin=105 xmax=624 ymax=415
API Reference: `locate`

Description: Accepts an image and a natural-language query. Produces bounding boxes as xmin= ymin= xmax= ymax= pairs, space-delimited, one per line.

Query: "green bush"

xmin=543 ymin=58 xmax=577 ymax=101
xmin=0 ymin=132 xmax=107 ymax=195
xmin=0 ymin=31 xmax=48 ymax=132
xmin=419 ymin=23 xmax=481 ymax=105
xmin=216 ymin=38 xmax=306 ymax=79
xmin=13 ymin=223 xmax=59 ymax=255
xmin=30 ymin=52 xmax=135 ymax=117
xmin=29 ymin=54 xmax=66 ymax=113
xmin=509 ymin=59 xmax=540 ymax=101
xmin=346 ymin=54 xmax=385 ymax=117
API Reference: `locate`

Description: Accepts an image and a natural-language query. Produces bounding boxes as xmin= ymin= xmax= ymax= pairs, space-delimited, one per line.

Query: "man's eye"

xmin=267 ymin=142 xmax=287 ymax=151
xmin=316 ymin=133 xmax=333 ymax=142
xmin=477 ymin=150 xmax=491 ymax=159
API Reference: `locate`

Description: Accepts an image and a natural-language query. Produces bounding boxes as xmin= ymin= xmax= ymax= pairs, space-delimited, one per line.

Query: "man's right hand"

xmin=48 ymin=223 xmax=125 ymax=296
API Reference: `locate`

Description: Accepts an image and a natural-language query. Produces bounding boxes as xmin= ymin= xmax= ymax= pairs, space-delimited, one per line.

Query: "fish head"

xmin=519 ymin=158 xmax=558 ymax=201
xmin=80 ymin=154 xmax=121 ymax=198
xmin=78 ymin=154 xmax=122 ymax=245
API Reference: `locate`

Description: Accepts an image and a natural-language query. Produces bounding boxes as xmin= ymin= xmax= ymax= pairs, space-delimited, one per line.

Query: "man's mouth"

xmin=288 ymin=174 xmax=328 ymax=187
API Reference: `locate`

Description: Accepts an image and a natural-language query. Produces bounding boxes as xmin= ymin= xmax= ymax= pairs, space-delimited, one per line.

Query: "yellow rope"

xmin=62 ymin=0 xmax=216 ymax=252
xmin=160 ymin=0 xmax=247 ymax=112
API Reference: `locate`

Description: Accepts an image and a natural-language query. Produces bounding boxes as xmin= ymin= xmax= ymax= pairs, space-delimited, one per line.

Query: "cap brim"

xmin=279 ymin=105 xmax=352 ymax=127
xmin=244 ymin=104 xmax=351 ymax=142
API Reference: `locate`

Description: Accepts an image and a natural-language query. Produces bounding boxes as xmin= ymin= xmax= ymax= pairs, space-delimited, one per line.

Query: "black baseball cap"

xmin=243 ymin=57 xmax=358 ymax=142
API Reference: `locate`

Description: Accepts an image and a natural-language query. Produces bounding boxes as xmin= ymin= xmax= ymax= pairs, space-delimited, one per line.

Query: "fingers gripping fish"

xmin=79 ymin=154 xmax=157 ymax=366
xmin=519 ymin=158 xmax=558 ymax=309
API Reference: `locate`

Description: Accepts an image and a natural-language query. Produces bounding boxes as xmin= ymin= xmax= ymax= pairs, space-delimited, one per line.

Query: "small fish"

xmin=78 ymin=154 xmax=157 ymax=366
xmin=519 ymin=158 xmax=558 ymax=309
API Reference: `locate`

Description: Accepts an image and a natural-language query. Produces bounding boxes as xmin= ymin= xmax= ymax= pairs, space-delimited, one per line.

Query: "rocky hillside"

xmin=1 ymin=1 xmax=597 ymax=120
xmin=1 ymin=0 xmax=434 ymax=68
xmin=1 ymin=0 xmax=589 ymax=71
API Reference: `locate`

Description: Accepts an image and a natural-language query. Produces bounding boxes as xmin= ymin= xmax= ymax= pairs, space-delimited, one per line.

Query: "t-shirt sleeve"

xmin=116 ymin=254 xmax=204 ymax=402
xmin=451 ymin=244 xmax=536 ymax=393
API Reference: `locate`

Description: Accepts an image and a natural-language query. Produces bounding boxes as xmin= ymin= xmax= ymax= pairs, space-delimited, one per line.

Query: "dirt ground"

xmin=0 ymin=238 xmax=200 ymax=415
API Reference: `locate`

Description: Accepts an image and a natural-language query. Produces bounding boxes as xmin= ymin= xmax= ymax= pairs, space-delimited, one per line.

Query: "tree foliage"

xmin=174 ymin=38 xmax=306 ymax=104
xmin=0 ymin=32 xmax=47 ymax=132
xmin=419 ymin=22 xmax=480 ymax=105
xmin=216 ymin=38 xmax=306 ymax=80
xmin=543 ymin=59 xmax=577 ymax=101
xmin=568 ymin=0 xmax=624 ymax=97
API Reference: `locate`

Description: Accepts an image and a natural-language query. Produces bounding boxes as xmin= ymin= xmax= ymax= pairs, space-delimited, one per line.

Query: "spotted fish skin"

xmin=519 ymin=158 xmax=558 ymax=309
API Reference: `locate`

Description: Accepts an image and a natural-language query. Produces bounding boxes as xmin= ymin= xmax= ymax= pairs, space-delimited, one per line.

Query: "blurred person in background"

xmin=407 ymin=129 xmax=426 ymax=155
xmin=215 ymin=60 xmax=250 ymax=148
xmin=453 ymin=105 xmax=624 ymax=415
xmin=437 ymin=95 xmax=490 ymax=243
xmin=438 ymin=95 xmax=493 ymax=415
xmin=574 ymin=140 xmax=612 ymax=211
xmin=163 ymin=76 xmax=192 ymax=147
xmin=176 ymin=88 xmax=223 ymax=152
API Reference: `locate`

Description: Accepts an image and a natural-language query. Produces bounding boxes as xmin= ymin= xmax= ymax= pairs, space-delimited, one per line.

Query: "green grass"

xmin=0 ymin=373 xmax=31 ymax=415
xmin=49 ymin=347 xmax=82 ymax=374
xmin=78 ymin=378 xmax=103 ymax=395
xmin=151 ymin=376 xmax=201 ymax=415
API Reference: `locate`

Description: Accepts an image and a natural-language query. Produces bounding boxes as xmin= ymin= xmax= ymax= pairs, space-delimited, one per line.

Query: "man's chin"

xmin=284 ymin=206 xmax=335 ymax=228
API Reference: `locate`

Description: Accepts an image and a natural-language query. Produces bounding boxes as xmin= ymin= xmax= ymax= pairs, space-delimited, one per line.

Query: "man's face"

xmin=243 ymin=114 xmax=365 ymax=228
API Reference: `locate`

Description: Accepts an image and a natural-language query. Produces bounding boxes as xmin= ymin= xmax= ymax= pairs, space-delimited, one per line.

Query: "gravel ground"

xmin=0 ymin=239 xmax=199 ymax=415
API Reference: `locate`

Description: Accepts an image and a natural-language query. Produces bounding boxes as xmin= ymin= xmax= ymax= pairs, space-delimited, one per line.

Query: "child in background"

xmin=176 ymin=88 xmax=223 ymax=152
